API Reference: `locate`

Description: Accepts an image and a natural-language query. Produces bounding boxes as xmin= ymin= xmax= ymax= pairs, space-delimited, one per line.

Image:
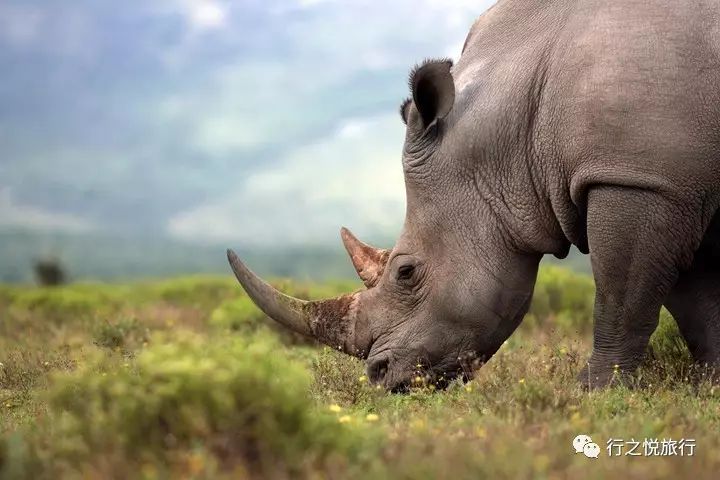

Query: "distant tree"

xmin=33 ymin=257 xmax=67 ymax=286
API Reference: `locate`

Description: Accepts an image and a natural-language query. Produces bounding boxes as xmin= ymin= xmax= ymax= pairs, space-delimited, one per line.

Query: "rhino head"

xmin=227 ymin=59 xmax=543 ymax=391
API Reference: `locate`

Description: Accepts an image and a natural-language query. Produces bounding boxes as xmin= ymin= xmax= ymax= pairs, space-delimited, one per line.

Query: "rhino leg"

xmin=665 ymin=243 xmax=720 ymax=370
xmin=579 ymin=186 xmax=702 ymax=388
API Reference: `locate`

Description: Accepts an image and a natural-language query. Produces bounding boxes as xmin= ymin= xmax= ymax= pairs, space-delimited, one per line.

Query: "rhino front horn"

xmin=226 ymin=249 xmax=368 ymax=357
xmin=340 ymin=227 xmax=390 ymax=288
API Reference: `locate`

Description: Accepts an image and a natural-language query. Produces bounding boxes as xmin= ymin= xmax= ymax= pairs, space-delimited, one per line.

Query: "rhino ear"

xmin=409 ymin=58 xmax=455 ymax=130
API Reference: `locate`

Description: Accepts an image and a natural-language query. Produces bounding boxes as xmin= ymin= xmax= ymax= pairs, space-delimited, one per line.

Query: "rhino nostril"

xmin=367 ymin=357 xmax=390 ymax=383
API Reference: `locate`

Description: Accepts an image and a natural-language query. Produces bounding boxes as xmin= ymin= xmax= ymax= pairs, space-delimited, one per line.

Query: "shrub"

xmin=92 ymin=318 xmax=146 ymax=350
xmin=528 ymin=266 xmax=595 ymax=332
xmin=209 ymin=297 xmax=316 ymax=346
xmin=208 ymin=298 xmax=267 ymax=333
xmin=141 ymin=277 xmax=238 ymax=309
xmin=643 ymin=309 xmax=694 ymax=383
xmin=310 ymin=347 xmax=377 ymax=406
xmin=648 ymin=309 xmax=691 ymax=364
xmin=33 ymin=258 xmax=66 ymax=287
xmin=5 ymin=287 xmax=121 ymax=327
xmin=2 ymin=332 xmax=373 ymax=479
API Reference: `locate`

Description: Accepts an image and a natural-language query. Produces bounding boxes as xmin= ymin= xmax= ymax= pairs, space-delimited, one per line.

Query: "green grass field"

xmin=1 ymin=266 xmax=719 ymax=479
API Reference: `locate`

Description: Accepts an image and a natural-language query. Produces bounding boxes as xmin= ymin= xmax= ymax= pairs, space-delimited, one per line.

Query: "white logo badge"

xmin=573 ymin=434 xmax=600 ymax=458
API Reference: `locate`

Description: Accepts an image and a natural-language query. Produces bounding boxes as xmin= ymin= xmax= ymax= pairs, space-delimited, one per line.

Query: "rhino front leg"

xmin=579 ymin=185 xmax=701 ymax=388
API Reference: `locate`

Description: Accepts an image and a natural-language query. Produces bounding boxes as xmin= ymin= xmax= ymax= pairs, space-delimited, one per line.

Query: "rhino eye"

xmin=397 ymin=264 xmax=415 ymax=281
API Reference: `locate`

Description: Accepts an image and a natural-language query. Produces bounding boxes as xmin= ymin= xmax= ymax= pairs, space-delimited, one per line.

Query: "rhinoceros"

xmin=227 ymin=0 xmax=720 ymax=390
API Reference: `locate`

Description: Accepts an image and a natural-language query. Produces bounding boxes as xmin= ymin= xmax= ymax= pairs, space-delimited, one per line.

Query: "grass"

xmin=1 ymin=266 xmax=719 ymax=479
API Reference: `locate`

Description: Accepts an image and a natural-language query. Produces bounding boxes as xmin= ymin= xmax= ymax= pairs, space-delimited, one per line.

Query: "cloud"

xmin=172 ymin=0 xmax=493 ymax=157
xmin=0 ymin=0 xmax=497 ymax=243
xmin=445 ymin=39 xmax=467 ymax=61
xmin=167 ymin=114 xmax=406 ymax=245
xmin=0 ymin=188 xmax=94 ymax=233
xmin=193 ymin=113 xmax=267 ymax=152
xmin=0 ymin=4 xmax=44 ymax=47
xmin=0 ymin=2 xmax=100 ymax=60
xmin=296 ymin=0 xmax=336 ymax=9
xmin=167 ymin=0 xmax=229 ymax=33
xmin=337 ymin=118 xmax=374 ymax=139
xmin=183 ymin=0 xmax=228 ymax=30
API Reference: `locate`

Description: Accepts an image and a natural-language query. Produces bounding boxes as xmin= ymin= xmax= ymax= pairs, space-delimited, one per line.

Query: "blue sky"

xmin=0 ymin=0 xmax=495 ymax=246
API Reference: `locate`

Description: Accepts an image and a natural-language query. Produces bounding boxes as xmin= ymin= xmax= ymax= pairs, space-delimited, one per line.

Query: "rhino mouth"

xmin=367 ymin=350 xmax=487 ymax=393
xmin=425 ymin=355 xmax=488 ymax=390
xmin=383 ymin=367 xmax=477 ymax=393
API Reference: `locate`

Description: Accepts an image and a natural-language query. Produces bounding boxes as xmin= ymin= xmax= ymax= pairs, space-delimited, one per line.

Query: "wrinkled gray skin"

xmin=228 ymin=0 xmax=720 ymax=391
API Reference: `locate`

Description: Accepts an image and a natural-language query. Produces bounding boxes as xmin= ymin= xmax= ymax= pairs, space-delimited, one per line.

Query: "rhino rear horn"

xmin=340 ymin=227 xmax=390 ymax=288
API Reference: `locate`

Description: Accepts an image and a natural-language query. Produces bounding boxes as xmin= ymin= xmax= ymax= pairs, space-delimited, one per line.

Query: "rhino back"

xmin=457 ymin=0 xmax=720 ymax=201
xmin=550 ymin=0 xmax=720 ymax=196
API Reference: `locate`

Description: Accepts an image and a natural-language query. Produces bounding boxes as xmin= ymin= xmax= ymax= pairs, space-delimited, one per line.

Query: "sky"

xmin=0 ymin=0 xmax=495 ymax=247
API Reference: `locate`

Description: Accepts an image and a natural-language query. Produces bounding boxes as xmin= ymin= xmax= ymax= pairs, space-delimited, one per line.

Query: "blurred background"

xmin=0 ymin=0 xmax=586 ymax=283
